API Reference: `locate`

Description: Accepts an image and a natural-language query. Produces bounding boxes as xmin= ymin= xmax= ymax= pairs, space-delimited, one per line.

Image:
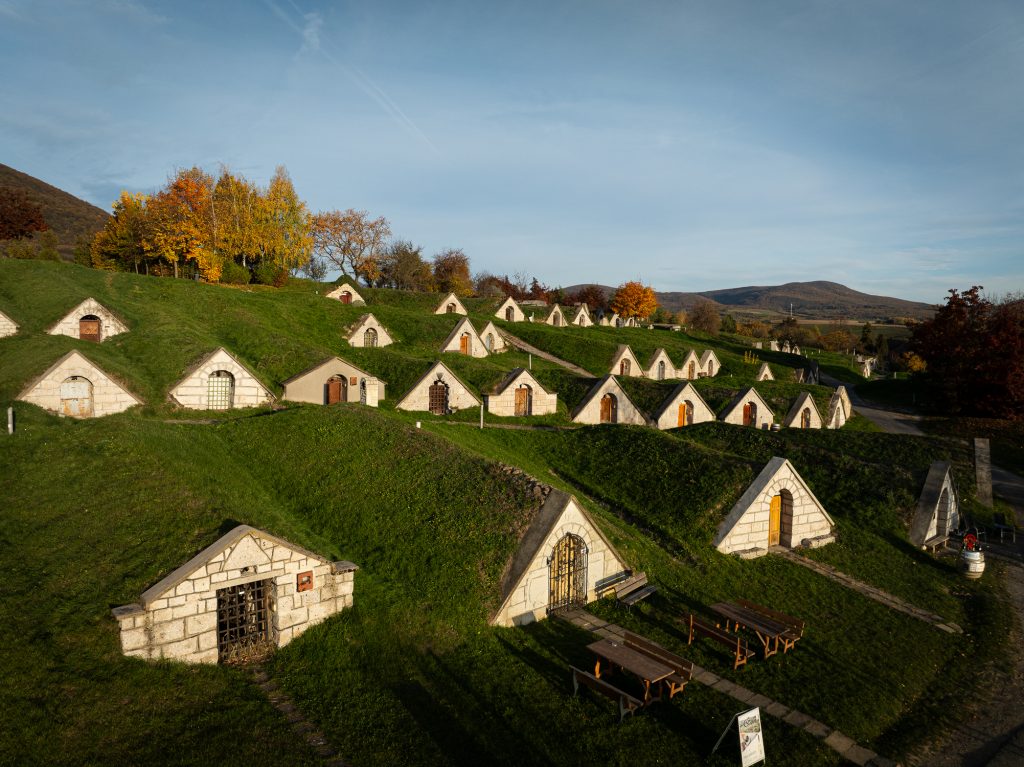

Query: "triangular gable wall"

xmin=170 ymin=348 xmax=274 ymax=410
xmin=491 ymin=492 xmax=629 ymax=627
xmin=47 ymin=297 xmax=129 ymax=342
xmin=479 ymin=321 xmax=508 ymax=353
xmin=325 ymin=282 xmax=366 ymax=305
xmin=281 ymin=357 xmax=385 ymax=406
xmin=0 ymin=308 xmax=18 ymax=338
xmin=112 ymin=525 xmax=358 ymax=663
xmin=700 ymin=349 xmax=721 ymax=376
xmin=545 ymin=304 xmax=567 ymax=326
xmin=720 ymin=387 xmax=774 ymax=428
xmin=646 ymin=348 xmax=676 ymax=380
xmin=679 ymin=350 xmax=701 ymax=380
xmin=652 ymin=382 xmax=715 ymax=430
xmin=609 ymin=345 xmax=644 ymax=377
xmin=440 ymin=317 xmax=489 ymax=358
xmin=495 ymin=296 xmax=525 ymax=323
xmin=347 ymin=314 xmax=393 ymax=347
xmin=572 ymin=375 xmax=647 ymax=425
xmin=434 ymin=292 xmax=468 ymax=315
xmin=488 ymin=368 xmax=558 ymax=416
xmin=756 ymin=363 xmax=774 ymax=381
xmin=909 ymin=462 xmax=960 ymax=547
xmin=571 ymin=304 xmax=593 ymax=326
xmin=395 ymin=361 xmax=480 ymax=412
xmin=714 ymin=457 xmax=835 ymax=558
xmin=18 ymin=350 xmax=142 ymax=418
xmin=783 ymin=391 xmax=823 ymax=429
xmin=826 ymin=389 xmax=848 ymax=429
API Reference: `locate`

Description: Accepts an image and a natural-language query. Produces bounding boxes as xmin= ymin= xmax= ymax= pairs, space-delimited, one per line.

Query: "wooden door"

xmin=688 ymin=361 xmax=695 ymax=379
xmin=485 ymin=333 xmax=494 ymax=352
xmin=600 ymin=393 xmax=616 ymax=424
xmin=620 ymin=359 xmax=630 ymax=376
xmin=678 ymin=400 xmax=693 ymax=427
xmin=514 ymin=386 xmax=530 ymax=417
xmin=79 ymin=316 xmax=101 ymax=342
xmin=506 ymin=306 xmax=514 ymax=321
xmin=801 ymin=408 xmax=811 ymax=428
xmin=768 ymin=495 xmax=782 ymax=546
xmin=447 ymin=303 xmax=456 ymax=314
xmin=327 ymin=376 xmax=344 ymax=404
xmin=340 ymin=291 xmax=352 ymax=304
xmin=459 ymin=333 xmax=471 ymax=355
xmin=657 ymin=360 xmax=666 ymax=380
xmin=742 ymin=402 xmax=756 ymax=426
xmin=707 ymin=361 xmax=715 ymax=376
xmin=428 ymin=381 xmax=448 ymax=414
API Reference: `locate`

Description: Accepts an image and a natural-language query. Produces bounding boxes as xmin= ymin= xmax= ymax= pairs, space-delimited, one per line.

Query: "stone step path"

xmin=558 ymin=608 xmax=897 ymax=767
xmin=253 ymin=667 xmax=350 ymax=767
xmin=498 ymin=330 xmax=595 ymax=378
xmin=775 ymin=550 xmax=963 ymax=634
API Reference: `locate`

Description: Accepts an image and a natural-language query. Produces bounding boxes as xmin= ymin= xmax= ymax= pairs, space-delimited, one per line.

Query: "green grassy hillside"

xmin=0 ymin=261 xmax=1011 ymax=766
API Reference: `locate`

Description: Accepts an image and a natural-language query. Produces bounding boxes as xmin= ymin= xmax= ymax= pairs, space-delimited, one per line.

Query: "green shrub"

xmin=220 ymin=260 xmax=251 ymax=284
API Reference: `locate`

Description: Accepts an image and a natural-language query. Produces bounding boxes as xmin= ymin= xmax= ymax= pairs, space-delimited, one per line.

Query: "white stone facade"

xmin=46 ymin=297 xmax=128 ymax=342
xmin=112 ymin=526 xmax=357 ymax=664
xmin=0 ymin=309 xmax=18 ymax=338
xmin=714 ymin=457 xmax=835 ymax=558
xmin=679 ymin=350 xmax=701 ymax=380
xmin=325 ymin=282 xmax=365 ymax=305
xmin=395 ymin=361 xmax=480 ymax=413
xmin=609 ymin=345 xmax=644 ymax=377
xmin=479 ymin=321 xmax=508 ymax=353
xmin=910 ymin=462 xmax=960 ymax=547
xmin=492 ymin=493 xmax=628 ymax=627
xmin=570 ymin=304 xmax=593 ymax=327
xmin=347 ymin=314 xmax=393 ymax=348
xmin=826 ymin=387 xmax=850 ymax=429
xmin=544 ymin=304 xmax=568 ymax=327
xmin=495 ymin=296 xmax=525 ymax=323
xmin=700 ymin=350 xmax=721 ymax=377
xmin=720 ymin=388 xmax=774 ymax=429
xmin=652 ymin=382 xmax=715 ymax=430
xmin=783 ymin=392 xmax=823 ymax=429
xmin=756 ymin=363 xmax=774 ymax=381
xmin=18 ymin=350 xmax=142 ymax=418
xmin=440 ymin=317 xmax=489 ymax=358
xmin=487 ymin=369 xmax=557 ymax=416
xmin=170 ymin=348 xmax=274 ymax=410
xmin=646 ymin=348 xmax=677 ymax=380
xmin=572 ymin=376 xmax=647 ymax=426
xmin=434 ymin=292 xmax=468 ymax=315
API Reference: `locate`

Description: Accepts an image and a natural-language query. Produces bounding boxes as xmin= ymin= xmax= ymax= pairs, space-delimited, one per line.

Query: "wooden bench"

xmin=733 ymin=599 xmax=804 ymax=653
xmin=622 ymin=632 xmax=693 ymax=699
xmin=614 ymin=572 xmax=658 ymax=608
xmin=570 ymin=665 xmax=643 ymax=722
xmin=684 ymin=614 xmax=754 ymax=669
xmin=922 ymin=534 xmax=949 ymax=553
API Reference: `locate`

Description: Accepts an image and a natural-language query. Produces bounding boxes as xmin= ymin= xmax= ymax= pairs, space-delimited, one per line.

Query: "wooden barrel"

xmin=961 ymin=549 xmax=985 ymax=579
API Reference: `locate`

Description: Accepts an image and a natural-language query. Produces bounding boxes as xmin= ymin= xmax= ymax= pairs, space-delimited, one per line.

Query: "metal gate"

xmin=60 ymin=376 xmax=93 ymax=417
xmin=216 ymin=579 xmax=273 ymax=664
xmin=428 ymin=380 xmax=449 ymax=414
xmin=79 ymin=316 xmax=101 ymax=342
xmin=548 ymin=534 xmax=587 ymax=612
xmin=208 ymin=371 xmax=234 ymax=410
xmin=364 ymin=328 xmax=377 ymax=347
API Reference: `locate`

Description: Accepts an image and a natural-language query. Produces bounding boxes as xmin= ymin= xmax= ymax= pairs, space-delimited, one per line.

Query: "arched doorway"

xmin=552 ymin=312 xmax=561 ymax=327
xmin=79 ymin=315 xmax=101 ymax=343
xmin=446 ymin=302 xmax=456 ymax=314
xmin=340 ymin=290 xmax=352 ymax=304
xmin=548 ymin=533 xmax=587 ymax=612
xmin=768 ymin=490 xmax=794 ymax=547
xmin=688 ymin=361 xmax=696 ymax=379
xmin=742 ymin=401 xmax=757 ymax=427
xmin=363 ymin=327 xmax=378 ymax=347
xmin=677 ymin=400 xmax=694 ymax=427
xmin=600 ymin=393 xmax=617 ymax=424
xmin=60 ymin=376 xmax=93 ymax=417
xmin=707 ymin=360 xmax=715 ymax=376
xmin=657 ymin=360 xmax=666 ymax=380
xmin=619 ymin=358 xmax=631 ymax=376
xmin=514 ymin=384 xmax=532 ymax=417
xmin=326 ymin=374 xmax=347 ymax=404
xmin=505 ymin=306 xmax=515 ymax=321
xmin=800 ymin=407 xmax=811 ymax=428
xmin=208 ymin=370 xmax=235 ymax=410
xmin=428 ymin=378 xmax=449 ymax=415
xmin=459 ymin=332 xmax=472 ymax=355
xmin=485 ymin=333 xmax=494 ymax=352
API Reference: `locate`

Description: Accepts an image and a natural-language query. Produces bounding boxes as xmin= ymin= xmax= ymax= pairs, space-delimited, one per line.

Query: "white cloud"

xmin=298 ymin=11 xmax=322 ymax=57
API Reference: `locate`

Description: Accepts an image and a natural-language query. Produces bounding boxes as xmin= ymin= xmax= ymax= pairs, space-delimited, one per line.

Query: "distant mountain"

xmin=563 ymin=280 xmax=935 ymax=321
xmin=0 ymin=163 xmax=108 ymax=258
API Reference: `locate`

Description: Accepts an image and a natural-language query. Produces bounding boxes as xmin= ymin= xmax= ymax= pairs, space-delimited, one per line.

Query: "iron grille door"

xmin=548 ymin=534 xmax=588 ymax=612
xmin=364 ymin=328 xmax=377 ymax=347
xmin=428 ymin=381 xmax=448 ymax=414
xmin=216 ymin=579 xmax=273 ymax=664
xmin=208 ymin=372 xmax=234 ymax=410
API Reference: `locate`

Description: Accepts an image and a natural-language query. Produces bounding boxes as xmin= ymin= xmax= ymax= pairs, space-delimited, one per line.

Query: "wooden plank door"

xmin=688 ymin=361 xmax=695 ymax=379
xmin=340 ymin=291 xmax=352 ymax=304
xmin=459 ymin=333 xmax=470 ymax=355
xmin=79 ymin=317 xmax=101 ymax=342
xmin=327 ymin=377 xmax=343 ymax=404
xmin=514 ymin=386 xmax=530 ymax=416
xmin=768 ymin=495 xmax=782 ymax=546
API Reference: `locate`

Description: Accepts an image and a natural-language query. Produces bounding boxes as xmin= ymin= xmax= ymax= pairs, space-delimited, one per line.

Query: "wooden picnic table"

xmin=710 ymin=602 xmax=797 ymax=658
xmin=587 ymin=638 xmax=674 ymax=704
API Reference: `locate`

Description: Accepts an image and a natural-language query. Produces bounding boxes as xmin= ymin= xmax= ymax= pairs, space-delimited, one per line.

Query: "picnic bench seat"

xmin=922 ymin=534 xmax=950 ymax=553
xmin=684 ymin=613 xmax=754 ymax=669
xmin=570 ymin=665 xmax=643 ymax=722
xmin=623 ymin=631 xmax=693 ymax=698
xmin=614 ymin=572 xmax=657 ymax=607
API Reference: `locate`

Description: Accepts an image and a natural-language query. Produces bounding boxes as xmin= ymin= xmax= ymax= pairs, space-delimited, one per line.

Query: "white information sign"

xmin=737 ymin=707 xmax=766 ymax=766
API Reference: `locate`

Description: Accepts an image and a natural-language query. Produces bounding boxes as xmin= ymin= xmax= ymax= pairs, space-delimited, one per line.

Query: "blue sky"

xmin=2 ymin=0 xmax=1022 ymax=303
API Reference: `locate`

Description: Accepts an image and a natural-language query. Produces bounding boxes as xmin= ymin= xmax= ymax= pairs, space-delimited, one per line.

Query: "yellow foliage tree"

xmin=610 ymin=281 xmax=658 ymax=320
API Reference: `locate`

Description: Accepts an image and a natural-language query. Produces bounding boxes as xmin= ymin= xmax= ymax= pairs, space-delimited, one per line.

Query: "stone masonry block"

xmin=152 ymin=619 xmax=186 ymax=645
xmin=186 ymin=612 xmax=217 ymax=637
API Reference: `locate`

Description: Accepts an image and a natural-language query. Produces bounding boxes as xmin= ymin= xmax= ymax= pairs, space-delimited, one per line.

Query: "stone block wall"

xmin=441 ymin=324 xmax=489 ymax=358
xmin=113 ymin=532 xmax=356 ymax=664
xmin=396 ymin=367 xmax=479 ymax=412
xmin=573 ymin=381 xmax=646 ymax=425
xmin=495 ymin=299 xmax=525 ymax=323
xmin=19 ymin=352 xmax=140 ymax=417
xmin=487 ymin=376 xmax=557 ymax=416
xmin=0 ymin=312 xmax=17 ymax=338
xmin=48 ymin=298 xmax=128 ymax=341
xmin=170 ymin=350 xmax=273 ymax=410
xmin=348 ymin=315 xmax=393 ymax=347
xmin=721 ymin=398 xmax=774 ymax=429
xmin=654 ymin=389 xmax=715 ymax=430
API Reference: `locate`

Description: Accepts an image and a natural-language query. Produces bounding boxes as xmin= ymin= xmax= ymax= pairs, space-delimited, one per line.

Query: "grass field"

xmin=0 ymin=260 xmax=1012 ymax=766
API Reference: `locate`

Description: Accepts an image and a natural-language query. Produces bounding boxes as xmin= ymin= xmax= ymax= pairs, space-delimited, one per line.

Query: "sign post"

xmin=711 ymin=707 xmax=766 ymax=766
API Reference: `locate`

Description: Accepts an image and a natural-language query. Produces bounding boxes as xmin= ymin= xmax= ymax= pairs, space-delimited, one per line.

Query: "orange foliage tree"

xmin=310 ymin=208 xmax=391 ymax=286
xmin=609 ymin=281 xmax=658 ymax=320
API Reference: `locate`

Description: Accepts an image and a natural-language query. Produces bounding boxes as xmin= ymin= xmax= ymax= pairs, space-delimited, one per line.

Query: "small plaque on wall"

xmin=296 ymin=571 xmax=313 ymax=592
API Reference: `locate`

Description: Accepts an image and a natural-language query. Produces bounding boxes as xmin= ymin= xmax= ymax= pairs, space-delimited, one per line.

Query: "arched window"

xmin=742 ymin=401 xmax=757 ymax=427
xmin=326 ymin=374 xmax=347 ymax=404
xmin=800 ymin=407 xmax=811 ymax=429
xmin=657 ymin=360 xmax=666 ymax=380
xmin=620 ymin=359 xmax=631 ymax=376
xmin=428 ymin=378 xmax=449 ymax=414
xmin=505 ymin=306 xmax=515 ymax=322
xmin=60 ymin=376 xmax=93 ymax=417
xmin=600 ymin=393 xmax=618 ymax=424
xmin=514 ymin=384 xmax=532 ymax=417
xmin=548 ymin=533 xmax=588 ymax=612
xmin=208 ymin=370 xmax=235 ymax=410
xmin=79 ymin=315 xmax=101 ymax=343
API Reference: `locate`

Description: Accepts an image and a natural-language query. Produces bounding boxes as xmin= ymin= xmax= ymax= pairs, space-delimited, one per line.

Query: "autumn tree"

xmin=311 ymin=209 xmax=390 ymax=286
xmin=91 ymin=192 xmax=154 ymax=273
xmin=568 ymin=284 xmax=609 ymax=312
xmin=610 ymin=281 xmax=658 ymax=320
xmin=380 ymin=240 xmax=432 ymax=290
xmin=0 ymin=187 xmax=48 ymax=241
xmin=432 ymin=248 xmax=473 ymax=295
xmin=147 ymin=167 xmax=216 ymax=280
xmin=721 ymin=314 xmax=737 ymax=334
xmin=688 ymin=299 xmax=721 ymax=335
xmin=820 ymin=330 xmax=854 ymax=351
